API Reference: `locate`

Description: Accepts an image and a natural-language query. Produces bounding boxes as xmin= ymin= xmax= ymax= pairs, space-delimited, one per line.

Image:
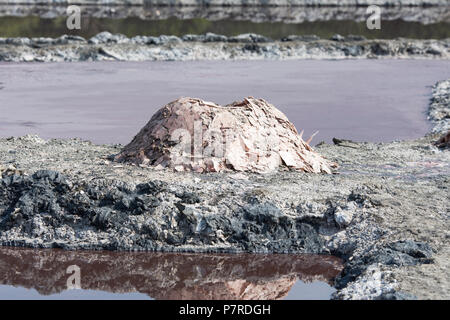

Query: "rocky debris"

xmin=115 ymin=97 xmax=336 ymax=173
xmin=0 ymin=33 xmax=448 ymax=62
xmin=182 ymin=33 xmax=228 ymax=42
xmin=0 ymin=32 xmax=373 ymax=47
xmin=388 ymin=240 xmax=433 ymax=261
xmin=332 ymin=240 xmax=433 ymax=299
xmin=281 ymin=35 xmax=320 ymax=42
xmin=0 ymin=247 xmax=342 ymax=299
xmin=332 ymin=138 xmax=361 ymax=149
xmin=88 ymin=32 xmax=129 ymax=45
xmin=428 ymin=79 xmax=450 ymax=134
xmin=0 ymin=165 xmax=23 ymax=178
xmin=331 ymin=34 xmax=345 ymax=42
xmin=227 ymin=33 xmax=272 ymax=43
xmin=334 ymin=202 xmax=356 ymax=228
xmin=327 ymin=34 xmax=367 ymax=43
xmin=435 ymin=131 xmax=450 ymax=148
xmin=333 ymin=264 xmax=397 ymax=300
xmin=2 ymin=5 xmax=448 ymax=25
xmin=0 ymin=169 xmax=332 ymax=253
xmin=0 ymin=34 xmax=87 ymax=47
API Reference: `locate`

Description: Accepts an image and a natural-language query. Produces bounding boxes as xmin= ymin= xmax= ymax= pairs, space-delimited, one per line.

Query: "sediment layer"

xmin=0 ymin=32 xmax=448 ymax=62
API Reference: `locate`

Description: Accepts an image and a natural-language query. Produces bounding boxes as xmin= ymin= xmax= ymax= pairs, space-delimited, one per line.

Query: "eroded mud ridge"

xmin=1 ymin=32 xmax=448 ymax=62
xmin=0 ymin=247 xmax=343 ymax=299
xmin=1 ymin=5 xmax=448 ymax=24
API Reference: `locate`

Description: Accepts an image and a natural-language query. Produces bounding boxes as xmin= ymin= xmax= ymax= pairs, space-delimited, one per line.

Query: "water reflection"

xmin=0 ymin=247 xmax=343 ymax=300
xmin=0 ymin=15 xmax=448 ymax=39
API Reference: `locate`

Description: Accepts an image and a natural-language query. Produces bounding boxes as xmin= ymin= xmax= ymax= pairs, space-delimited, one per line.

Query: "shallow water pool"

xmin=0 ymin=247 xmax=343 ymax=300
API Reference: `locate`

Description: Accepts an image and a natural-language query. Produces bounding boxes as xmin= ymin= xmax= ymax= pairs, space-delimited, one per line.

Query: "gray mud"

xmin=0 ymin=32 xmax=449 ymax=62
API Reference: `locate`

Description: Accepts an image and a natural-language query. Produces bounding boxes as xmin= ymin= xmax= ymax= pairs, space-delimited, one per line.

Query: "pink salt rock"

xmin=114 ymin=97 xmax=337 ymax=173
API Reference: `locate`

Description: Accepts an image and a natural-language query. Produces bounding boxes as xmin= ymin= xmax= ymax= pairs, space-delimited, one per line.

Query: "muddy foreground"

xmin=0 ymin=134 xmax=448 ymax=299
xmin=0 ymin=80 xmax=449 ymax=299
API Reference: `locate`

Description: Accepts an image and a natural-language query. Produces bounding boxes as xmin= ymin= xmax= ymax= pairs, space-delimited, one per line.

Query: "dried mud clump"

xmin=115 ymin=97 xmax=336 ymax=173
xmin=435 ymin=131 xmax=450 ymax=149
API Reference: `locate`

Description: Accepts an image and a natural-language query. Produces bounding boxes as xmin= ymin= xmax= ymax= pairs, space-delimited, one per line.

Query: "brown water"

xmin=1 ymin=16 xmax=449 ymax=39
xmin=0 ymin=247 xmax=343 ymax=300
xmin=0 ymin=59 xmax=449 ymax=145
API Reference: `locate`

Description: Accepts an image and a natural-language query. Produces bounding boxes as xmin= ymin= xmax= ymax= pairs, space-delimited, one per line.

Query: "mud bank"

xmin=0 ymin=32 xmax=448 ymax=61
xmin=1 ymin=5 xmax=448 ymax=24
xmin=0 ymin=79 xmax=449 ymax=299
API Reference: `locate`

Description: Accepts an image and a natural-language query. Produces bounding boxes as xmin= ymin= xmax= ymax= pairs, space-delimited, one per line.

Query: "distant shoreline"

xmin=0 ymin=0 xmax=448 ymax=7
xmin=0 ymin=33 xmax=449 ymax=62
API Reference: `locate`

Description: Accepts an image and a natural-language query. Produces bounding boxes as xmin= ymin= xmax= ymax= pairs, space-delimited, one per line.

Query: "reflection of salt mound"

xmin=115 ymin=97 xmax=336 ymax=173
xmin=0 ymin=248 xmax=343 ymax=300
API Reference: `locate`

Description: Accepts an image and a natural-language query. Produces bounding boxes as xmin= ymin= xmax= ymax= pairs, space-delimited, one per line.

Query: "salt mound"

xmin=115 ymin=97 xmax=336 ymax=173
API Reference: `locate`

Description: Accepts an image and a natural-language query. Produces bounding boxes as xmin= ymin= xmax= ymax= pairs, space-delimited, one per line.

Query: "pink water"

xmin=0 ymin=59 xmax=449 ymax=144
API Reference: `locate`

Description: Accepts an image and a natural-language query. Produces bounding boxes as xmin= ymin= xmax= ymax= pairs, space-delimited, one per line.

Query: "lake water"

xmin=0 ymin=16 xmax=449 ymax=39
xmin=0 ymin=59 xmax=449 ymax=145
xmin=0 ymin=247 xmax=343 ymax=300
xmin=0 ymin=5 xmax=448 ymax=39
